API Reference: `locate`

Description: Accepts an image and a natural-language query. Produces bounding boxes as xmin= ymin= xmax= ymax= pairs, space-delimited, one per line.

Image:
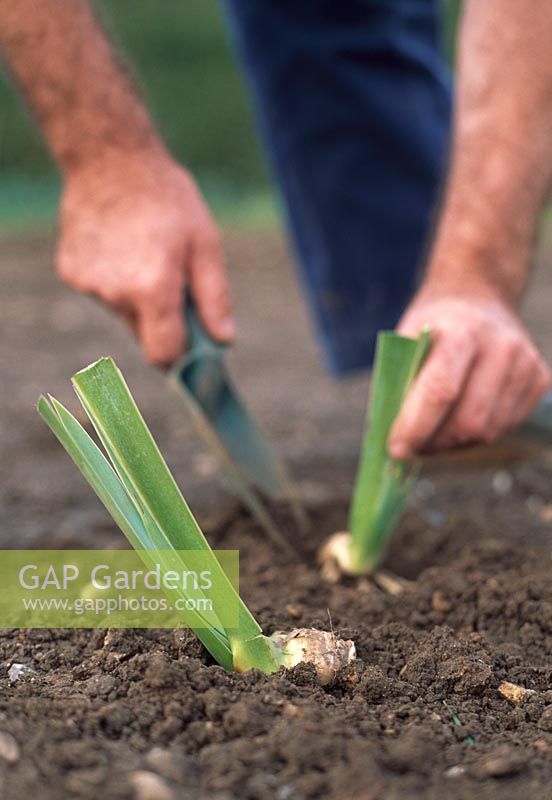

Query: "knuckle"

xmin=501 ymin=335 xmax=523 ymax=361
xmin=451 ymin=328 xmax=476 ymax=352
xmin=422 ymin=370 xmax=459 ymax=408
xmin=133 ymin=275 xmax=164 ymax=304
xmin=455 ymin=414 xmax=487 ymax=442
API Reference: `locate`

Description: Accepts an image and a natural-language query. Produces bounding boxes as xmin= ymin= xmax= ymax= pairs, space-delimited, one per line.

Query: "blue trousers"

xmin=222 ymin=0 xmax=452 ymax=374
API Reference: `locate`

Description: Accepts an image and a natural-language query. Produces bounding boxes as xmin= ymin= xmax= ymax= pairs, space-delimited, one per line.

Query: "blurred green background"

xmin=0 ymin=0 xmax=460 ymax=233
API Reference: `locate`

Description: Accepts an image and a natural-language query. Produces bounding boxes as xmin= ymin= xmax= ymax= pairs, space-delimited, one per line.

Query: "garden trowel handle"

xmin=184 ymin=296 xmax=227 ymax=360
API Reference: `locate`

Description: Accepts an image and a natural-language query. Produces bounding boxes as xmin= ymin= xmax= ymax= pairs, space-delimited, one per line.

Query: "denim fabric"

xmin=222 ymin=0 xmax=452 ymax=374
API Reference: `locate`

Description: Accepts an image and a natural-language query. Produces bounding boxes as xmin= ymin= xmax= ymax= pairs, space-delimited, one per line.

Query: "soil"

xmin=1 ymin=231 xmax=552 ymax=799
xmin=2 ymin=475 xmax=552 ymax=800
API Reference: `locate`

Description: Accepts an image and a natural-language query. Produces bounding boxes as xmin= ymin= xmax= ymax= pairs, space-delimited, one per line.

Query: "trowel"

xmin=170 ymin=301 xmax=306 ymax=554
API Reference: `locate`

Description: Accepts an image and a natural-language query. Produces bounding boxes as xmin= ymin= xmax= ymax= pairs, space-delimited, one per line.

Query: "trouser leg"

xmin=222 ymin=0 xmax=452 ymax=374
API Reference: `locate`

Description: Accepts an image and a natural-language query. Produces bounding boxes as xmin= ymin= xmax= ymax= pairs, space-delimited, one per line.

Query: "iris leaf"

xmin=348 ymin=329 xmax=431 ymax=571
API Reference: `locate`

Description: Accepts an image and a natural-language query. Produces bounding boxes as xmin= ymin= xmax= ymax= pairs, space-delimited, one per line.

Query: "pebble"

xmin=284 ymin=603 xmax=302 ymax=620
xmin=537 ymin=705 xmax=552 ymax=732
xmin=144 ymin=748 xmax=188 ymax=784
xmin=275 ymin=786 xmax=294 ymax=800
xmin=83 ymin=674 xmax=116 ymax=697
xmin=498 ymin=681 xmax=537 ymax=706
xmin=130 ymin=770 xmax=174 ymax=800
xmin=444 ymin=765 xmax=465 ymax=779
xmin=476 ymin=747 xmax=527 ymax=778
xmin=431 ymin=590 xmax=453 ymax=613
xmin=8 ymin=663 xmax=35 ymax=683
xmin=539 ymin=504 xmax=552 ymax=523
xmin=0 ymin=732 xmax=19 ymax=764
xmin=492 ymin=470 xmax=513 ymax=496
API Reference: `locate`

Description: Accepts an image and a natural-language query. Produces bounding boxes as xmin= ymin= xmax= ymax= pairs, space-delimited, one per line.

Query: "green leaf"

xmin=38 ymin=393 xmax=234 ymax=668
xmin=348 ymin=329 xmax=431 ymax=571
xmin=38 ymin=395 xmax=154 ymax=552
xmin=40 ymin=357 xmax=279 ymax=674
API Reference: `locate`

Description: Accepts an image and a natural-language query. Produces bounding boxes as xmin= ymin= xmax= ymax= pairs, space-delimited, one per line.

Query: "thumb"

xmin=188 ymin=230 xmax=235 ymax=342
xmin=138 ymin=299 xmax=185 ymax=366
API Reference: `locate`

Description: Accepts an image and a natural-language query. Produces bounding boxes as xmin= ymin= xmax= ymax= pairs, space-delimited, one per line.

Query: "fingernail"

xmin=389 ymin=440 xmax=409 ymax=460
xmin=219 ymin=318 xmax=236 ymax=339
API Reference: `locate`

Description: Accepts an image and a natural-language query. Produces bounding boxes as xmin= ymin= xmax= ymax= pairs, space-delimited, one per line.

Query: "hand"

xmin=388 ymin=281 xmax=551 ymax=458
xmin=56 ymin=149 xmax=234 ymax=365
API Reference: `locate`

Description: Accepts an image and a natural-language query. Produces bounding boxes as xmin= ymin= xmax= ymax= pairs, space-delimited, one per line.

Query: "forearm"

xmin=0 ymin=0 xmax=164 ymax=173
xmin=426 ymin=0 xmax=552 ymax=305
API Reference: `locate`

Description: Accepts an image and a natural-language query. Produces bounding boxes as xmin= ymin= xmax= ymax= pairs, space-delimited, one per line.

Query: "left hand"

xmin=388 ymin=280 xmax=551 ymax=459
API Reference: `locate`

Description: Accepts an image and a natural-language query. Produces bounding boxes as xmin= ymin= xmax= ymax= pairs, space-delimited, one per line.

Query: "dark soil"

xmin=2 ymin=449 xmax=552 ymax=800
xmin=1 ymin=232 xmax=552 ymax=799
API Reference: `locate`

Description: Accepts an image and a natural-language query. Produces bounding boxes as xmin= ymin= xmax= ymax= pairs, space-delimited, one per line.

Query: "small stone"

xmin=275 ymin=785 xmax=294 ymax=800
xmin=534 ymin=739 xmax=549 ymax=753
xmin=0 ymin=732 xmax=20 ymax=763
xmin=83 ymin=674 xmax=116 ymax=697
xmin=130 ymin=770 xmax=173 ymax=800
xmin=444 ymin=765 xmax=465 ymax=778
xmin=284 ymin=604 xmax=302 ymax=619
xmin=64 ymin=767 xmax=107 ymax=793
xmin=537 ymin=705 xmax=552 ymax=732
xmin=476 ymin=746 xmax=527 ymax=778
xmin=373 ymin=572 xmax=410 ymax=596
xmin=498 ymin=681 xmax=537 ymax=705
xmin=539 ymin=504 xmax=552 ymax=522
xmin=492 ymin=470 xmax=513 ymax=496
xmin=8 ymin=663 xmax=35 ymax=683
xmin=144 ymin=748 xmax=189 ymax=784
xmin=432 ymin=590 xmax=453 ymax=613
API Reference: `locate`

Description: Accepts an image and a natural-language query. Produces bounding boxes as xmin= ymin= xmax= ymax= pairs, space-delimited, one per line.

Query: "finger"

xmin=435 ymin=343 xmax=517 ymax=447
xmin=424 ymin=350 xmax=551 ymax=451
xmin=396 ymin=309 xmax=427 ymax=338
xmin=137 ymin=298 xmax=185 ymax=366
xmin=388 ymin=332 xmax=476 ymax=459
xmin=483 ymin=349 xmax=537 ymax=439
xmin=188 ymin=231 xmax=235 ymax=342
xmin=501 ymin=356 xmax=552 ymax=433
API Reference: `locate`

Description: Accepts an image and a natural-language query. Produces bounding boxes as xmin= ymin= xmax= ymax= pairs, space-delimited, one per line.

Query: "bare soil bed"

xmin=1 ymin=455 xmax=552 ymax=800
xmin=1 ymin=232 xmax=552 ymax=799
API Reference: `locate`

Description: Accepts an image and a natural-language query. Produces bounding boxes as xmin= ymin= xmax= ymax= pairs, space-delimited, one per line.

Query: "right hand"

xmin=56 ymin=148 xmax=235 ymax=365
xmin=389 ymin=279 xmax=551 ymax=458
